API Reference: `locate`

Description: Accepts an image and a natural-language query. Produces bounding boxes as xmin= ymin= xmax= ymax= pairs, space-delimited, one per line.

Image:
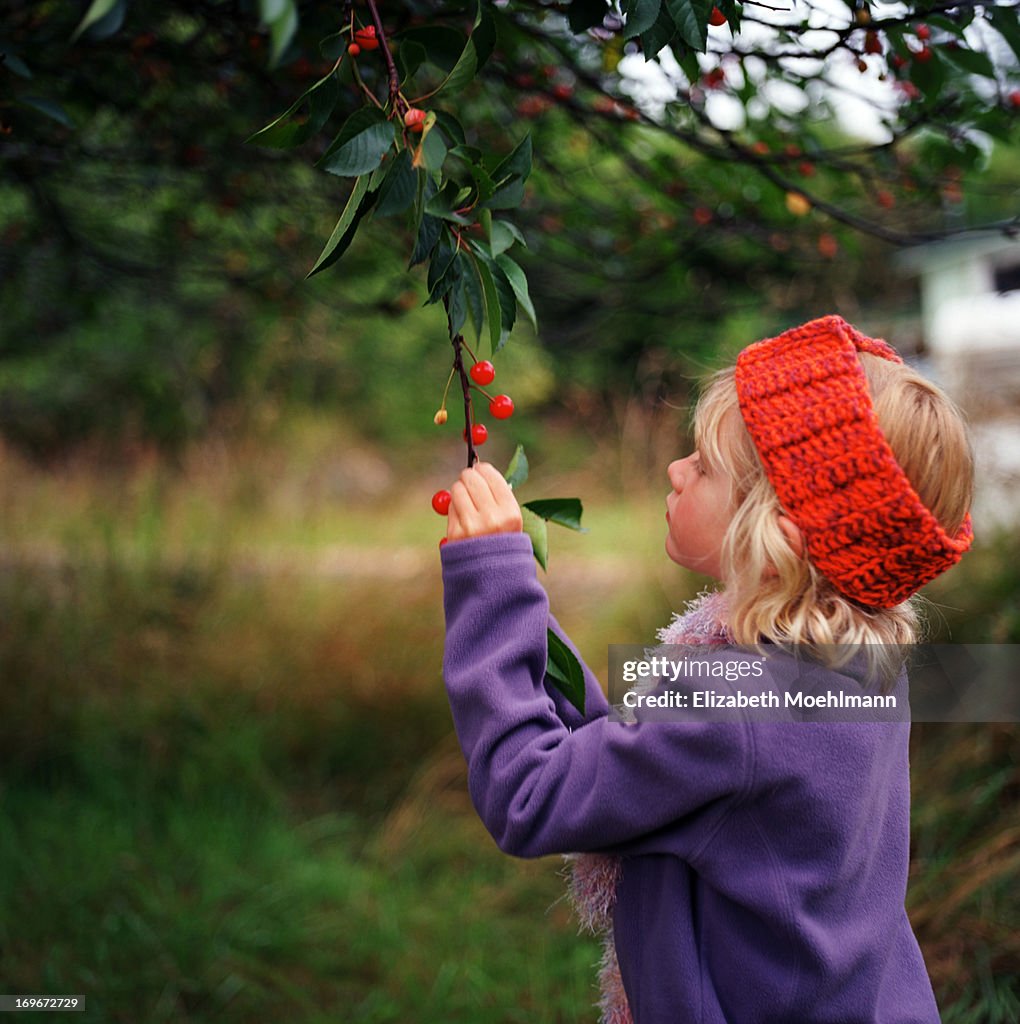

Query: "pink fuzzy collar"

xmin=565 ymin=590 xmax=729 ymax=1024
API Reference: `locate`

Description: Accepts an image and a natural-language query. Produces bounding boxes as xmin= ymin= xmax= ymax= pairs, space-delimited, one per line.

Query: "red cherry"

xmin=915 ymin=23 xmax=931 ymax=41
xmin=469 ymin=360 xmax=496 ymax=385
xmin=354 ymin=25 xmax=379 ymax=50
xmin=432 ymin=490 xmax=452 ymax=515
xmin=439 ymin=538 xmax=448 ymax=548
xmin=864 ymin=31 xmax=882 ymax=55
xmin=693 ymin=206 xmax=713 ymax=226
xmin=701 ymin=67 xmax=726 ymax=89
xmin=914 ymin=46 xmax=932 ymax=62
xmin=472 ymin=423 xmax=488 ymax=445
xmin=347 ymin=43 xmax=360 ymax=56
xmin=403 ymin=108 xmax=426 ymax=128
xmin=1010 ymin=91 xmax=1020 ymax=109
xmin=709 ymin=7 xmax=727 ymax=27
xmin=798 ymin=161 xmax=816 ymax=177
xmin=489 ymin=395 xmax=514 ymax=420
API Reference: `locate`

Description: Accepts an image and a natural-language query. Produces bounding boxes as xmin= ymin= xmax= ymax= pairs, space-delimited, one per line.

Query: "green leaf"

xmin=925 ymin=14 xmax=966 ymax=38
xmin=410 ymin=211 xmax=442 ymax=268
xmin=437 ymin=1 xmax=498 ymax=97
xmin=570 ymin=0 xmax=610 ymax=33
xmin=432 ymin=110 xmax=467 ymax=147
xmin=640 ymin=3 xmax=677 ymax=58
xmin=481 ymin=136 xmax=531 ymax=210
xmin=374 ymin=149 xmax=416 ymax=216
xmin=491 ymin=260 xmax=517 ymax=352
xmin=482 ymin=179 xmax=526 ymax=211
xmin=259 ymin=0 xmax=289 ymax=20
xmin=490 ymin=134 xmax=533 ymax=185
xmin=0 ymin=47 xmax=32 ymax=79
xmin=18 ymin=96 xmax=74 ymax=128
xmin=623 ymin=0 xmax=661 ymax=40
xmin=426 ymin=236 xmax=459 ymax=303
xmin=676 ymin=45 xmax=700 ymax=84
xmin=319 ymin=32 xmax=347 ymax=61
xmin=717 ymin=0 xmax=742 ymax=33
xmin=319 ymin=108 xmax=395 ymax=177
xmin=414 ymin=124 xmax=448 ymax=175
xmin=307 ymin=176 xmax=375 ymax=277
xmin=453 ymin=155 xmax=496 ymax=204
xmin=504 ymin=445 xmax=530 ymax=490
xmin=396 ymin=40 xmax=428 ymax=79
xmin=477 ymin=257 xmax=502 ymax=355
xmin=665 ymin=0 xmax=712 ymax=53
xmin=522 ymin=498 xmax=585 ymax=532
xmin=424 ymin=180 xmax=471 ymax=224
xmin=545 ymin=629 xmax=586 ymax=715
xmin=908 ymin=46 xmax=946 ymax=101
xmin=473 ymin=247 xmax=516 ymax=350
xmin=447 ymin=261 xmax=469 ymax=336
xmin=463 ymin=257 xmax=485 ymax=342
xmin=246 ymin=72 xmax=338 ymax=148
xmin=495 ymin=254 xmax=537 ymax=331
xmin=395 ymin=27 xmax=466 ymax=73
xmin=941 ymin=44 xmax=996 ymax=79
xmin=265 ymin=0 xmax=298 ymax=67
xmin=490 ymin=220 xmax=526 ymax=257
xmin=521 ymin=507 xmax=549 ymax=570
xmin=71 ymin=0 xmax=120 ymax=41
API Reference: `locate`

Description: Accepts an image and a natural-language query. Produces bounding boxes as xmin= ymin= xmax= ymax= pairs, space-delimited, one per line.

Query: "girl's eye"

xmin=694 ymin=456 xmax=707 ymax=476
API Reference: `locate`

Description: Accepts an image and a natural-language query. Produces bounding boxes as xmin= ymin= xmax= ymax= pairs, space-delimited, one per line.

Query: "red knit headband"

xmin=734 ymin=315 xmax=973 ymax=608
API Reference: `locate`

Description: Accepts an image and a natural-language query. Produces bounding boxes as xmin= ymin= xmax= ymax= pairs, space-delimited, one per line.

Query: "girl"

xmin=439 ymin=315 xmax=974 ymax=1024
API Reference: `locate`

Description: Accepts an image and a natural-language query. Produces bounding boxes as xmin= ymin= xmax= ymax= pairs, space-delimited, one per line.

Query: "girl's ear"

xmin=777 ymin=515 xmax=805 ymax=560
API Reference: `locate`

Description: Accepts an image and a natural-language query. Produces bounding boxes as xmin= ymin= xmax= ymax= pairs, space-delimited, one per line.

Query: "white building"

xmin=897 ymin=233 xmax=1020 ymax=533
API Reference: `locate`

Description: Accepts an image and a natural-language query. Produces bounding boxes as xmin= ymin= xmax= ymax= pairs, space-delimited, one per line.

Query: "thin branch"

xmin=365 ymin=0 xmax=405 ymax=115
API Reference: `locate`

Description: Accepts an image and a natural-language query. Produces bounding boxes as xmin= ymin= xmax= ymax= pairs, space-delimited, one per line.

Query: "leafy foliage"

xmin=2 ymin=1 xmax=1018 ymax=455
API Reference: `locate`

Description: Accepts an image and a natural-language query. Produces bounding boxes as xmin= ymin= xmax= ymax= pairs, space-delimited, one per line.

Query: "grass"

xmin=0 ymin=419 xmax=1017 ymax=1021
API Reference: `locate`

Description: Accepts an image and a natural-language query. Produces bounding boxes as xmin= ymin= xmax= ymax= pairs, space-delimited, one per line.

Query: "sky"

xmin=614 ymin=0 xmax=1004 ymax=144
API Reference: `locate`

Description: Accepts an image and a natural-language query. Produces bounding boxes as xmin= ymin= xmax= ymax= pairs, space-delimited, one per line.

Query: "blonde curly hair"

xmin=694 ymin=352 xmax=974 ymax=682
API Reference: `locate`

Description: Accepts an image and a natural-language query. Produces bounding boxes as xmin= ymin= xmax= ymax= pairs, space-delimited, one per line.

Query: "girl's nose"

xmin=668 ymin=459 xmax=686 ymax=492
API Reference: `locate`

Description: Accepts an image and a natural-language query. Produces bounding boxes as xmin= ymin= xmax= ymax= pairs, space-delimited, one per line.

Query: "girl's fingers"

xmin=446 ymin=479 xmax=476 ymax=541
xmin=446 ymin=463 xmax=522 ymax=538
xmin=474 ymin=461 xmax=513 ymax=500
xmin=446 ymin=487 xmax=463 ymax=538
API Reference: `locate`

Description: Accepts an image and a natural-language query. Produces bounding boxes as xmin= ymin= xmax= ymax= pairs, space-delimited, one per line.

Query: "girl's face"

xmin=664 ymin=442 xmax=737 ymax=580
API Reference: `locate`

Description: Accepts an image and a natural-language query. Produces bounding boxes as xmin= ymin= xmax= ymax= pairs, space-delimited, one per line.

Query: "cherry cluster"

xmin=347 ymin=24 xmax=378 ymax=58
xmin=432 ymin=358 xmax=515 ymax=521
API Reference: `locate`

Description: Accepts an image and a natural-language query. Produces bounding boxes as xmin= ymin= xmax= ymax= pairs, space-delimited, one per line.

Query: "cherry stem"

xmin=471 ymin=383 xmax=496 ymax=402
xmin=440 ymin=365 xmax=456 ymax=408
xmin=365 ymin=0 xmax=405 ymax=116
xmin=351 ymin=60 xmax=384 ymax=108
xmin=444 ymin=298 xmax=477 ymax=468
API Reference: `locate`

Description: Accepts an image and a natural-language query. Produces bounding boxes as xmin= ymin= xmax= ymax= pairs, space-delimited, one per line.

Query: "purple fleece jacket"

xmin=441 ymin=533 xmax=940 ymax=1024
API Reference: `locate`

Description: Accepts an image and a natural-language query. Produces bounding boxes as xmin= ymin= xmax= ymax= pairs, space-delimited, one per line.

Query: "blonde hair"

xmin=694 ymin=353 xmax=974 ymax=684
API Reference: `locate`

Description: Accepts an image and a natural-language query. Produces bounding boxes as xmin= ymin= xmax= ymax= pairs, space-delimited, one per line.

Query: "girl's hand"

xmin=447 ymin=462 xmax=523 ymax=542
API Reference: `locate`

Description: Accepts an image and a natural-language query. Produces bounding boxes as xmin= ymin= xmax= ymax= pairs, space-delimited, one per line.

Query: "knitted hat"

xmin=734 ymin=315 xmax=973 ymax=608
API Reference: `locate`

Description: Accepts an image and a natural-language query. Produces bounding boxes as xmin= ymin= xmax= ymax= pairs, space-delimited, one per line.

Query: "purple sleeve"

xmin=440 ymin=533 xmax=751 ymax=859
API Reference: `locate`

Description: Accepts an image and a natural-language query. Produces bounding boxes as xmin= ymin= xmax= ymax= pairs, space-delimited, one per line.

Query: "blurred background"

xmin=2 ymin=1 xmax=1019 ymax=1020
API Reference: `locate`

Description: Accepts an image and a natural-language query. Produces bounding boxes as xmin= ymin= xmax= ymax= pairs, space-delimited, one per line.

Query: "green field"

xmin=1 ymin=421 xmax=1017 ymax=1023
